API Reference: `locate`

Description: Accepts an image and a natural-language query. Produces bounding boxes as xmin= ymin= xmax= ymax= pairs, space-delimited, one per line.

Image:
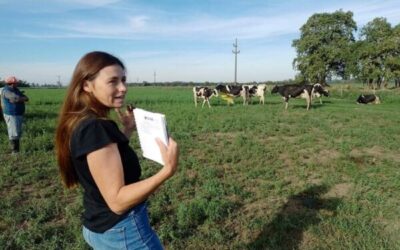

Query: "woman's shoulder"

xmin=72 ymin=117 xmax=119 ymax=140
xmin=70 ymin=117 xmax=125 ymax=157
xmin=77 ymin=117 xmax=117 ymax=130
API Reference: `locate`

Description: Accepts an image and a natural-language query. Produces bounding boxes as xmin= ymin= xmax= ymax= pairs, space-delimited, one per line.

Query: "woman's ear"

xmin=83 ymin=80 xmax=92 ymax=93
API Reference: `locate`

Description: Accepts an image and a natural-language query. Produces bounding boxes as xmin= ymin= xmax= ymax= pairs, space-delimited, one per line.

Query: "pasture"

xmin=1 ymin=85 xmax=399 ymax=249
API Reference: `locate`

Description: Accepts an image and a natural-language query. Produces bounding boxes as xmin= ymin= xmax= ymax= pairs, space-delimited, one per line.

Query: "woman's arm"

xmin=87 ymin=138 xmax=179 ymax=215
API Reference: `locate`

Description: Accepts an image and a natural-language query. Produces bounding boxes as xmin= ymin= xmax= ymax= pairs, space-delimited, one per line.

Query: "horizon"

xmin=1 ymin=0 xmax=399 ymax=85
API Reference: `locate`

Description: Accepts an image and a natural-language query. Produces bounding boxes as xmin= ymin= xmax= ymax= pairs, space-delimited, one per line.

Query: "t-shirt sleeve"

xmin=70 ymin=119 xmax=123 ymax=158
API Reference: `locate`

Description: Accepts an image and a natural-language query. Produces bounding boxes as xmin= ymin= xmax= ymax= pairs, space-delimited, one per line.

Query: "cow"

xmin=215 ymin=84 xmax=250 ymax=105
xmin=356 ymin=94 xmax=380 ymax=104
xmin=311 ymin=83 xmax=329 ymax=104
xmin=247 ymin=84 xmax=267 ymax=104
xmin=193 ymin=86 xmax=218 ymax=108
xmin=271 ymin=83 xmax=329 ymax=110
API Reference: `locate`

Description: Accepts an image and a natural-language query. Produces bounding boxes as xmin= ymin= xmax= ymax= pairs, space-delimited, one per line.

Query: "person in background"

xmin=55 ymin=51 xmax=179 ymax=249
xmin=1 ymin=76 xmax=29 ymax=153
xmin=0 ymin=84 xmax=3 ymax=121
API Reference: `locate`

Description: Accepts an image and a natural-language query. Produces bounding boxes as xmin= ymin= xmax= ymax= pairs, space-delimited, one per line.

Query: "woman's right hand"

xmin=156 ymin=137 xmax=179 ymax=179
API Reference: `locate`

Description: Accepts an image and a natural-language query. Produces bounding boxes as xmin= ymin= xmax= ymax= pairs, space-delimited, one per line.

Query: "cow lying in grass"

xmin=356 ymin=94 xmax=380 ymax=104
xmin=271 ymin=83 xmax=329 ymax=110
xmin=193 ymin=86 xmax=218 ymax=108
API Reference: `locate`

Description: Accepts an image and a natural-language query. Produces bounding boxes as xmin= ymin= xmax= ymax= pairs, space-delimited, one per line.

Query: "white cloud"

xmin=17 ymin=12 xmax=306 ymax=41
xmin=352 ymin=1 xmax=400 ymax=25
xmin=56 ymin=0 xmax=121 ymax=7
xmin=13 ymin=0 xmax=400 ymax=41
xmin=128 ymin=16 xmax=150 ymax=30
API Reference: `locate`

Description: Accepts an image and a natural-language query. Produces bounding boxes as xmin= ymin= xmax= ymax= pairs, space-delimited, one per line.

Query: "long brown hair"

xmin=55 ymin=51 xmax=125 ymax=188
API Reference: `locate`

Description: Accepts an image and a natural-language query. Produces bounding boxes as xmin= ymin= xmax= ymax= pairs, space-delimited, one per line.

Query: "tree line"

xmin=292 ymin=10 xmax=400 ymax=88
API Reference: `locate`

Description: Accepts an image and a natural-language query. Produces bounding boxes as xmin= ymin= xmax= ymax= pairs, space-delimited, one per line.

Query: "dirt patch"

xmin=324 ymin=183 xmax=353 ymax=198
xmin=186 ymin=169 xmax=198 ymax=180
xmin=228 ymin=197 xmax=280 ymax=242
xmin=375 ymin=217 xmax=400 ymax=244
xmin=308 ymin=176 xmax=323 ymax=185
xmin=281 ymin=198 xmax=304 ymax=215
xmin=300 ymin=149 xmax=341 ymax=166
xmin=350 ymin=146 xmax=400 ymax=164
xmin=194 ymin=131 xmax=238 ymax=146
xmin=241 ymin=198 xmax=274 ymax=216
xmin=279 ymin=152 xmax=294 ymax=167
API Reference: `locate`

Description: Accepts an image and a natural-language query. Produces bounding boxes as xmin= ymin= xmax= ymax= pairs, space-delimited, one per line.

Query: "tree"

xmin=292 ymin=10 xmax=357 ymax=84
xmin=383 ymin=24 xmax=400 ymax=87
xmin=355 ymin=17 xmax=393 ymax=88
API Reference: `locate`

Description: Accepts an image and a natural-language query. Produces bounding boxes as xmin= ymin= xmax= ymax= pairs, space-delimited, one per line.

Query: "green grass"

xmin=1 ymin=84 xmax=400 ymax=249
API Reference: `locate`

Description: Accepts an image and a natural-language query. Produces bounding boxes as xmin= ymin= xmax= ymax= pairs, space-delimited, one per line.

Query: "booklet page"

xmin=133 ymin=108 xmax=168 ymax=165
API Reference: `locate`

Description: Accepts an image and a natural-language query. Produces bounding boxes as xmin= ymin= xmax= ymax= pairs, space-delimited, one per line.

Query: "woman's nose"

xmin=118 ymin=81 xmax=127 ymax=92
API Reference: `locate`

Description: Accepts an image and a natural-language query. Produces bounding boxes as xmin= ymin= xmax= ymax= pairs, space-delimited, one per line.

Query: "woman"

xmin=55 ymin=51 xmax=179 ymax=249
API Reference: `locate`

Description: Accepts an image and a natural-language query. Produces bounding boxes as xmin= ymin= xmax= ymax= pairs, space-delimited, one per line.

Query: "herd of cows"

xmin=193 ymin=83 xmax=381 ymax=109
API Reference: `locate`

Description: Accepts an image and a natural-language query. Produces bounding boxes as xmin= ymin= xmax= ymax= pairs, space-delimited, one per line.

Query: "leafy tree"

xmin=384 ymin=24 xmax=400 ymax=87
xmin=292 ymin=10 xmax=357 ymax=84
xmin=355 ymin=17 xmax=393 ymax=88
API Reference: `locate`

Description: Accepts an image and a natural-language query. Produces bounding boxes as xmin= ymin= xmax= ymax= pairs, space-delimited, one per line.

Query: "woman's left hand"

xmin=116 ymin=104 xmax=135 ymax=138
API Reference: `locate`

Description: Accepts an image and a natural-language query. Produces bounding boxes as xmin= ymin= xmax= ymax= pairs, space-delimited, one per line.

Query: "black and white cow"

xmin=271 ymin=83 xmax=329 ymax=110
xmin=356 ymin=94 xmax=380 ymax=104
xmin=215 ymin=84 xmax=250 ymax=105
xmin=193 ymin=86 xmax=218 ymax=108
xmin=311 ymin=83 xmax=329 ymax=104
xmin=247 ymin=84 xmax=267 ymax=104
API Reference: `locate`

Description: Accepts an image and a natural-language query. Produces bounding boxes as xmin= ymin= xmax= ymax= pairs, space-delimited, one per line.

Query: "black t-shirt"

xmin=70 ymin=117 xmax=141 ymax=233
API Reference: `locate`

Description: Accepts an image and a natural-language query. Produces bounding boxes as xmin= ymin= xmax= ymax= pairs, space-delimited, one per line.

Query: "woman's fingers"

xmin=127 ymin=104 xmax=135 ymax=112
xmin=156 ymin=138 xmax=167 ymax=151
xmin=115 ymin=108 xmax=123 ymax=119
xmin=156 ymin=137 xmax=179 ymax=178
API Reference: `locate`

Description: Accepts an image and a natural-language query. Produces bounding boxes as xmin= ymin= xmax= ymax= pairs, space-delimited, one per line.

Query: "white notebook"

xmin=133 ymin=108 xmax=169 ymax=165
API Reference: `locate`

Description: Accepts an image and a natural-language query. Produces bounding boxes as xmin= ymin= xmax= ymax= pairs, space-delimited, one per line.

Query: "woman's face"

xmin=84 ymin=64 xmax=127 ymax=108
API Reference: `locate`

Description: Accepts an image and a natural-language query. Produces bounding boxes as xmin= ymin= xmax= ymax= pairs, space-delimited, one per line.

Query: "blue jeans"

xmin=3 ymin=114 xmax=23 ymax=140
xmin=82 ymin=202 xmax=163 ymax=250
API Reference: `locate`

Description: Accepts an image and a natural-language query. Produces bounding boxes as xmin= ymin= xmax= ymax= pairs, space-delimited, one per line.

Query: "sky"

xmin=0 ymin=0 xmax=400 ymax=85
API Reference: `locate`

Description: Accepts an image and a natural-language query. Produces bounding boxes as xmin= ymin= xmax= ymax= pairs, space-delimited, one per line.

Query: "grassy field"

xmin=1 ymin=84 xmax=399 ymax=249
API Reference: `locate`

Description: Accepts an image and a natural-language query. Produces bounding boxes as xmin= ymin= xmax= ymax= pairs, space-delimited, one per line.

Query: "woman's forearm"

xmin=111 ymin=168 xmax=171 ymax=214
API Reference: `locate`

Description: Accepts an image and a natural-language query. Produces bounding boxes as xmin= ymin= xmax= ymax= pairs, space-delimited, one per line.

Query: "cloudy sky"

xmin=0 ymin=0 xmax=399 ymax=85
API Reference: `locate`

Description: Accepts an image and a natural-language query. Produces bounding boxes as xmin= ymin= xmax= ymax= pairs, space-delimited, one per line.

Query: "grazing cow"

xmin=247 ymin=84 xmax=267 ymax=104
xmin=215 ymin=84 xmax=250 ymax=105
xmin=271 ymin=84 xmax=329 ymax=110
xmin=356 ymin=94 xmax=380 ymax=104
xmin=193 ymin=86 xmax=218 ymax=108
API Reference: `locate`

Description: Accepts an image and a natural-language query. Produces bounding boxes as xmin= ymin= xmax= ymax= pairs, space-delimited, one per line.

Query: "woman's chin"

xmin=113 ymin=102 xmax=124 ymax=108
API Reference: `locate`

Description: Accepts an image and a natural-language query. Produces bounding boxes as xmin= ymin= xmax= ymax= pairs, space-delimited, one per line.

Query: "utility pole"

xmin=56 ymin=75 xmax=61 ymax=87
xmin=232 ymin=38 xmax=240 ymax=84
xmin=154 ymin=70 xmax=156 ymax=84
